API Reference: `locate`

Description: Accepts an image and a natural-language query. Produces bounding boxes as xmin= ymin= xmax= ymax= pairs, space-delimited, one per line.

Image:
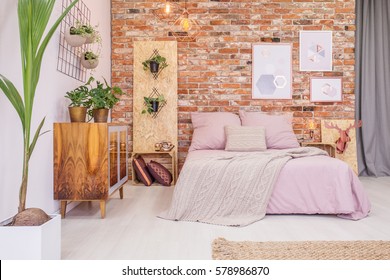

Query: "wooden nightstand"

xmin=131 ymin=150 xmax=178 ymax=185
xmin=301 ymin=142 xmax=336 ymax=158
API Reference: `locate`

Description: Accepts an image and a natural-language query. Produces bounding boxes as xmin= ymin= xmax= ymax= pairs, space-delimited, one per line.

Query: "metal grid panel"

xmin=57 ymin=0 xmax=91 ymax=82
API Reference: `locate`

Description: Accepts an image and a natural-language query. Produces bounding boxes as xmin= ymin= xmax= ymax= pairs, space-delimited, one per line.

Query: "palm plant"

xmin=0 ymin=0 xmax=79 ymax=220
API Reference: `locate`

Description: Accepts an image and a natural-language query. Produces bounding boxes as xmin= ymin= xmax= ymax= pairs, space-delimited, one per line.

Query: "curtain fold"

xmin=356 ymin=0 xmax=390 ymax=176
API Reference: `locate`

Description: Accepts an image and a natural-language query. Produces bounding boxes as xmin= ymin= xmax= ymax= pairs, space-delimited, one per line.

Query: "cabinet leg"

xmin=100 ymin=200 xmax=106 ymax=219
xmin=61 ymin=201 xmax=67 ymax=218
xmin=119 ymin=186 xmax=124 ymax=199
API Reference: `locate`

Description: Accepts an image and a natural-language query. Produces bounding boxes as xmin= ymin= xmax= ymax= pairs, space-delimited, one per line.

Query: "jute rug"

xmin=212 ymin=238 xmax=390 ymax=260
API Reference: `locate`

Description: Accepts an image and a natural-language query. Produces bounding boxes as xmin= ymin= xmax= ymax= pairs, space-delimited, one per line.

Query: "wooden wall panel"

xmin=321 ymin=120 xmax=358 ymax=174
xmin=133 ymin=41 xmax=178 ymax=153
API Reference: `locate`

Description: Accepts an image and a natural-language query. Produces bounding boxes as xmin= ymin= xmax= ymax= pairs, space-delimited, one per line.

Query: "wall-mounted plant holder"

xmin=80 ymin=51 xmax=99 ymax=69
xmin=143 ymin=87 xmax=166 ymax=119
xmin=57 ymin=0 xmax=91 ymax=82
xmin=64 ymin=27 xmax=87 ymax=47
xmin=142 ymin=49 xmax=168 ymax=80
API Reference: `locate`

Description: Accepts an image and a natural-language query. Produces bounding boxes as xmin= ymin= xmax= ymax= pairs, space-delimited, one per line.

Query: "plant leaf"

xmin=0 ymin=74 xmax=25 ymax=129
xmin=28 ymin=117 xmax=46 ymax=156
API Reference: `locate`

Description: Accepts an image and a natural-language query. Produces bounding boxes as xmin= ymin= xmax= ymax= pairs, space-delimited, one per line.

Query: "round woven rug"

xmin=212 ymin=238 xmax=390 ymax=260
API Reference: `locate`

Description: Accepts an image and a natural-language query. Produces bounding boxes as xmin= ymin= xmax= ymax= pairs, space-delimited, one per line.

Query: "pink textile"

xmin=187 ymin=150 xmax=371 ymax=220
xmin=239 ymin=111 xmax=300 ymax=149
xmin=189 ymin=112 xmax=241 ymax=152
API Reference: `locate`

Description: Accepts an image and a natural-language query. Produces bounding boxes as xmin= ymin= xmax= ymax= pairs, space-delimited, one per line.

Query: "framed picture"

xmin=310 ymin=77 xmax=342 ymax=102
xmin=252 ymin=43 xmax=292 ymax=99
xmin=299 ymin=31 xmax=332 ymax=71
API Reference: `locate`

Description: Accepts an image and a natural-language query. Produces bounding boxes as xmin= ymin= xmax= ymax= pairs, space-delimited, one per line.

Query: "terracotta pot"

xmin=81 ymin=56 xmax=99 ymax=69
xmin=68 ymin=107 xmax=87 ymax=122
xmin=93 ymin=108 xmax=109 ymax=123
xmin=64 ymin=28 xmax=86 ymax=47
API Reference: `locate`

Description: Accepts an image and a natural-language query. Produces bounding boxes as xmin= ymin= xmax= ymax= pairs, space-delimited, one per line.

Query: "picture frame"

xmin=252 ymin=43 xmax=292 ymax=100
xmin=310 ymin=77 xmax=342 ymax=102
xmin=299 ymin=31 xmax=333 ymax=71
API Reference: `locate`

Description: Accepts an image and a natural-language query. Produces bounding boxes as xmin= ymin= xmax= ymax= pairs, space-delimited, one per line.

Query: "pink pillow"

xmin=239 ymin=111 xmax=299 ymax=149
xmin=189 ymin=112 xmax=241 ymax=152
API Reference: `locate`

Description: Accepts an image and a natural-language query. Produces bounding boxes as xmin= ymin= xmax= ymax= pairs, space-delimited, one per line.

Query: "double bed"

xmin=159 ymin=112 xmax=371 ymax=226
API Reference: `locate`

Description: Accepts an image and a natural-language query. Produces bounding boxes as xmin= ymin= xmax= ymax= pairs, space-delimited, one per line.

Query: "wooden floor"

xmin=62 ymin=177 xmax=390 ymax=260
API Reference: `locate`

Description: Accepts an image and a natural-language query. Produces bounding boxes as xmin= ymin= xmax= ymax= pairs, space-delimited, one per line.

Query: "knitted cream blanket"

xmin=159 ymin=147 xmax=328 ymax=226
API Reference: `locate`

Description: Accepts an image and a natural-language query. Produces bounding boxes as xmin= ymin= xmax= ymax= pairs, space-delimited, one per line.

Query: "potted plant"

xmin=142 ymin=95 xmax=166 ymax=114
xmin=0 ymin=0 xmax=79 ymax=259
xmin=65 ymin=78 xmax=92 ymax=122
xmin=142 ymin=54 xmax=168 ymax=73
xmin=88 ymin=77 xmax=124 ymax=123
xmin=65 ymin=21 xmax=87 ymax=47
xmin=64 ymin=21 xmax=101 ymax=47
xmin=80 ymin=23 xmax=101 ymax=44
xmin=81 ymin=51 xmax=99 ymax=69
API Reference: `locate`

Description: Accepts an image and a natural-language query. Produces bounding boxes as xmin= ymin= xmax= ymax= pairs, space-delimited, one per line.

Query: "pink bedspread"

xmin=188 ymin=150 xmax=371 ymax=220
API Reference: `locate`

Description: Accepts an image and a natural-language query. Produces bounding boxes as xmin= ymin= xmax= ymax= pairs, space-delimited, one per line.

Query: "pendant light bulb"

xmin=165 ymin=2 xmax=171 ymax=14
xmin=181 ymin=17 xmax=191 ymax=32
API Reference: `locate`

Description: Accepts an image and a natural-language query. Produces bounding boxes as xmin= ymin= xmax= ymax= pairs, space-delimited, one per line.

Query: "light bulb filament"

xmin=165 ymin=3 xmax=171 ymax=14
xmin=181 ymin=18 xmax=190 ymax=32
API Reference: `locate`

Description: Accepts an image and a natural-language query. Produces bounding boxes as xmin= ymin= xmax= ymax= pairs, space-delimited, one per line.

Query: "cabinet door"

xmin=120 ymin=130 xmax=127 ymax=180
xmin=109 ymin=130 xmax=119 ymax=188
xmin=108 ymin=126 xmax=128 ymax=194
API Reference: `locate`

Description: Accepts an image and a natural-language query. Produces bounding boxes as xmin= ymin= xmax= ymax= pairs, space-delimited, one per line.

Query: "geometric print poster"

xmin=299 ymin=31 xmax=332 ymax=71
xmin=252 ymin=43 xmax=292 ymax=99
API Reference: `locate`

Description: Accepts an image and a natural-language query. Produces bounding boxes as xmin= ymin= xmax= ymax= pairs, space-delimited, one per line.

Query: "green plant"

xmin=84 ymin=51 xmax=98 ymax=60
xmin=87 ymin=77 xmax=123 ymax=115
xmin=142 ymin=55 xmax=168 ymax=71
xmin=142 ymin=95 xmax=165 ymax=114
xmin=69 ymin=21 xmax=101 ymax=41
xmin=65 ymin=77 xmax=93 ymax=107
xmin=0 ymin=0 xmax=79 ymax=219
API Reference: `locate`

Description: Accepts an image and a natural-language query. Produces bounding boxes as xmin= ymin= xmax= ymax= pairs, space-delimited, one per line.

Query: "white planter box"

xmin=0 ymin=214 xmax=61 ymax=260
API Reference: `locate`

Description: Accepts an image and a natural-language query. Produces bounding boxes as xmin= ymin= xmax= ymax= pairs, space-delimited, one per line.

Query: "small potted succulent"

xmin=88 ymin=77 xmax=124 ymax=122
xmin=142 ymin=95 xmax=166 ymax=115
xmin=65 ymin=78 xmax=92 ymax=122
xmin=142 ymin=55 xmax=168 ymax=73
xmin=81 ymin=51 xmax=99 ymax=69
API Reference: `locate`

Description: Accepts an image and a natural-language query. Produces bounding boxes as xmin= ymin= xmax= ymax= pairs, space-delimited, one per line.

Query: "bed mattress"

xmin=187 ymin=150 xmax=371 ymax=220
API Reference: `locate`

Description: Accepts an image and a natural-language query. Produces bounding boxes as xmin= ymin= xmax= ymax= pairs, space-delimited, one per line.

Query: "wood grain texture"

xmin=54 ymin=123 xmax=109 ymax=200
xmin=133 ymin=41 xmax=178 ymax=154
xmin=321 ymin=119 xmax=358 ymax=173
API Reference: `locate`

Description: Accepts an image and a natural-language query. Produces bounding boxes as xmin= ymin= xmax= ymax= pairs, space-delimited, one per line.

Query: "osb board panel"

xmin=321 ymin=120 xmax=358 ymax=174
xmin=133 ymin=41 xmax=178 ymax=153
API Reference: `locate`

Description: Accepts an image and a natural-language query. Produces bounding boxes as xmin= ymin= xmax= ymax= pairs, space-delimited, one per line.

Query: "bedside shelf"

xmin=301 ymin=142 xmax=336 ymax=158
xmin=131 ymin=151 xmax=177 ymax=186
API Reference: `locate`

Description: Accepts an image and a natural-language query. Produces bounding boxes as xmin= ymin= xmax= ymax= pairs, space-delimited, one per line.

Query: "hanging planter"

xmin=149 ymin=61 xmax=160 ymax=73
xmin=81 ymin=51 xmax=99 ymax=69
xmin=142 ymin=95 xmax=166 ymax=115
xmin=64 ymin=27 xmax=87 ymax=47
xmin=142 ymin=54 xmax=168 ymax=74
xmin=81 ymin=24 xmax=101 ymax=45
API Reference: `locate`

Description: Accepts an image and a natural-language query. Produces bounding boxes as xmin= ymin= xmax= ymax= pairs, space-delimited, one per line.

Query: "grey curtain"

xmin=356 ymin=0 xmax=390 ymax=176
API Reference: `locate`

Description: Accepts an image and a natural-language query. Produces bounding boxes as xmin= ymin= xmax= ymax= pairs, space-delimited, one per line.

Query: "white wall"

xmin=0 ymin=0 xmax=112 ymax=221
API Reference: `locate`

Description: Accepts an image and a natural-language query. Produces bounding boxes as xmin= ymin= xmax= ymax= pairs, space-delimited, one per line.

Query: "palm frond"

xmin=0 ymin=74 xmax=25 ymax=128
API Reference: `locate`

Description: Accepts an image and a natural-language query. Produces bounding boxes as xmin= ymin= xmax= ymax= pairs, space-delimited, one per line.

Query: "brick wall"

xmin=111 ymin=0 xmax=356 ymax=169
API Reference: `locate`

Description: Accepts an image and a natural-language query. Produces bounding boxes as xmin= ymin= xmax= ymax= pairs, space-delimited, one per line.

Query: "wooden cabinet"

xmin=53 ymin=123 xmax=128 ymax=218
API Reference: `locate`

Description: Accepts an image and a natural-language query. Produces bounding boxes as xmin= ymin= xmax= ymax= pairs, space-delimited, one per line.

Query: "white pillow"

xmin=225 ymin=126 xmax=266 ymax=152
